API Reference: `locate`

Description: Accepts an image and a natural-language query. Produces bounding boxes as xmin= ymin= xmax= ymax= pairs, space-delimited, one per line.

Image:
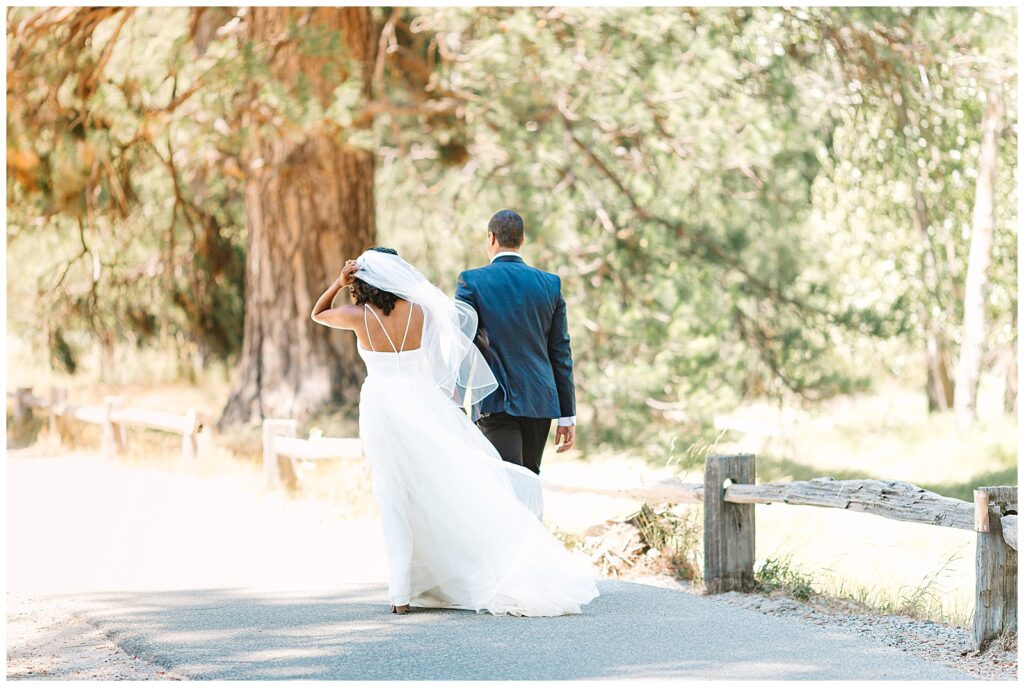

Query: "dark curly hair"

xmin=351 ymin=247 xmax=401 ymax=316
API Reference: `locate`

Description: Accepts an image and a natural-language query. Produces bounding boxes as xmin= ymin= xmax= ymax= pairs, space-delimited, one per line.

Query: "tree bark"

xmin=218 ymin=7 xmax=378 ymax=429
xmin=954 ymin=90 xmax=1001 ymax=429
xmin=894 ymin=89 xmax=954 ymax=412
xmin=914 ymin=181 xmax=955 ymax=412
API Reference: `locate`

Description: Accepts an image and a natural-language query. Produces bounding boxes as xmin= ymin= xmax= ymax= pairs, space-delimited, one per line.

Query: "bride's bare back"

xmin=358 ymin=300 xmax=425 ymax=353
xmin=309 ymin=266 xmax=425 ymax=353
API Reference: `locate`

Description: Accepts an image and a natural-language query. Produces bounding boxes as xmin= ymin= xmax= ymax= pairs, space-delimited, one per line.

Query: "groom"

xmin=455 ymin=209 xmax=576 ymax=475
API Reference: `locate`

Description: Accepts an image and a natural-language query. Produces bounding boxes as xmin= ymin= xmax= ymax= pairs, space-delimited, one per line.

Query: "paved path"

xmin=6 ymin=452 xmax=970 ymax=680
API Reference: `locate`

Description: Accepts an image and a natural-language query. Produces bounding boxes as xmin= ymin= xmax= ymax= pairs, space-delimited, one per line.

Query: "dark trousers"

xmin=476 ymin=412 xmax=552 ymax=475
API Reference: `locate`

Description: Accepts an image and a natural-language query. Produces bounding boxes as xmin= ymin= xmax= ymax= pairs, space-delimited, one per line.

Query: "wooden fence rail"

xmin=7 ymin=387 xmax=207 ymax=462
xmin=262 ymin=418 xmax=363 ymax=490
xmin=545 ymin=476 xmax=1019 ymax=544
xmin=256 ymin=421 xmax=1017 ymax=652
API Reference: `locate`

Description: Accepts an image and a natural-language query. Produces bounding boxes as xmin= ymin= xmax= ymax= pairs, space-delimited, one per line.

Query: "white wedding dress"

xmin=356 ymin=303 xmax=599 ymax=616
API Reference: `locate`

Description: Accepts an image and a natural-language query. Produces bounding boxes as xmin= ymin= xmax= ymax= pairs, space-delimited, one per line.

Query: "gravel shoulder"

xmin=6 ymin=594 xmax=183 ymax=680
xmin=629 ymin=574 xmax=1018 ymax=682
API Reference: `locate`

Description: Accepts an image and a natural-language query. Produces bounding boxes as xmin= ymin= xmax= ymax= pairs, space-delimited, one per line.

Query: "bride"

xmin=310 ymin=247 xmax=599 ymax=617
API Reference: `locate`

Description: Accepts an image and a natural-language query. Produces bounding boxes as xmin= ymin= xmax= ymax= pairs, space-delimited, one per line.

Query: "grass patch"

xmin=552 ymin=527 xmax=584 ymax=551
xmin=919 ymin=467 xmax=1019 ymax=502
xmin=991 ymin=629 xmax=1018 ymax=653
xmin=895 ymin=548 xmax=965 ymax=620
xmin=826 ymin=579 xmax=973 ymax=628
xmin=753 ymin=552 xmax=972 ymax=627
xmin=762 ymin=548 xmax=974 ymax=628
xmin=755 ymin=556 xmax=817 ymax=601
xmin=628 ymin=503 xmax=703 ymax=580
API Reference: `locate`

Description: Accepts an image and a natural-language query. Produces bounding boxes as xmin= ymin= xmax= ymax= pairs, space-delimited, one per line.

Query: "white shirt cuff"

xmin=557 ymin=416 xmax=576 ymax=427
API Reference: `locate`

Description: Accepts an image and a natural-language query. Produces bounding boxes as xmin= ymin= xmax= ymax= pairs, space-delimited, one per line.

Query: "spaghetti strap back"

xmin=363 ymin=303 xmax=399 ymax=353
xmin=362 ymin=305 xmax=377 ymax=352
xmin=398 ymin=303 xmax=415 ymax=352
xmin=363 ymin=302 xmax=417 ymax=353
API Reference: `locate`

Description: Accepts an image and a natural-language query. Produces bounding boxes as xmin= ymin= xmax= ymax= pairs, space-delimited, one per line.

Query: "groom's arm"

xmin=455 ymin=271 xmax=476 ymax=310
xmin=547 ymin=280 xmax=576 ymax=421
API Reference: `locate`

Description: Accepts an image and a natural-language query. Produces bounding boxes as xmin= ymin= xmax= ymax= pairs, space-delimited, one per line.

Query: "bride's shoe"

xmin=390 ymin=604 xmax=410 ymax=615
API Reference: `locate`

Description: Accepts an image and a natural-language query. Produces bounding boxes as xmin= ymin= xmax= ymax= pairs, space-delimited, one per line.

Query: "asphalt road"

xmin=54 ymin=580 xmax=972 ymax=680
xmin=7 ymin=452 xmax=970 ymax=680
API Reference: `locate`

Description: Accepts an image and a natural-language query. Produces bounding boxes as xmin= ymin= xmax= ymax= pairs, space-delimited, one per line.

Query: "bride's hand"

xmin=338 ymin=260 xmax=359 ymax=287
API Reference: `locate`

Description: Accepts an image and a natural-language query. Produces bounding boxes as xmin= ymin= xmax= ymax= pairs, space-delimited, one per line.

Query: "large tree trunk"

xmin=914 ymin=179 xmax=955 ymax=412
xmin=895 ymin=90 xmax=954 ymax=412
xmin=218 ymin=7 xmax=378 ymax=429
xmin=924 ymin=337 xmax=954 ymax=411
xmin=954 ymin=90 xmax=1001 ymax=429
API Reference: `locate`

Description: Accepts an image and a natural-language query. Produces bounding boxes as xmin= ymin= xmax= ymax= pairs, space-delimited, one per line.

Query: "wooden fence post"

xmin=49 ymin=387 xmax=69 ymax=444
xmin=11 ymin=384 xmax=34 ymax=444
xmin=10 ymin=387 xmax=34 ymax=447
xmin=195 ymin=413 xmax=213 ymax=460
xmin=13 ymin=387 xmax=32 ymax=433
xmin=101 ymin=396 xmax=126 ymax=459
xmin=263 ymin=419 xmax=297 ymax=490
xmin=973 ymin=486 xmax=1018 ymax=651
xmin=179 ymin=408 xmax=199 ymax=463
xmin=704 ymin=453 xmax=756 ymax=594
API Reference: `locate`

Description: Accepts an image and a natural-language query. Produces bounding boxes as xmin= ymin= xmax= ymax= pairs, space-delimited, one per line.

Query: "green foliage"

xmin=6 ymin=8 xmax=250 ymax=375
xmin=755 ymin=556 xmax=818 ymax=601
xmin=47 ymin=328 xmax=77 ymax=374
xmin=6 ymin=7 xmax=1017 ymax=451
xmin=379 ymin=7 xmax=1015 ymax=454
xmin=805 ymin=7 xmax=1018 ymax=380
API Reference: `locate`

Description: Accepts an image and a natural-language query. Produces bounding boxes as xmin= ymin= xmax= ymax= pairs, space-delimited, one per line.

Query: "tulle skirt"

xmin=357 ymin=367 xmax=599 ymax=616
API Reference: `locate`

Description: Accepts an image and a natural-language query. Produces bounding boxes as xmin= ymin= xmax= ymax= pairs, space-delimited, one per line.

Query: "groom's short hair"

xmin=488 ymin=209 xmax=524 ymax=248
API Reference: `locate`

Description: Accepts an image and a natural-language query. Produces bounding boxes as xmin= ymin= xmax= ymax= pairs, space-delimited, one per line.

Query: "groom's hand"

xmin=554 ymin=425 xmax=575 ymax=453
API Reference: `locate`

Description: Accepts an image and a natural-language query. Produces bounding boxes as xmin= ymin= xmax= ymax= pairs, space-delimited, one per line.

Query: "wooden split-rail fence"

xmin=7 ymin=386 xmax=210 ymax=462
xmin=5 ymin=390 xmax=1017 ymax=651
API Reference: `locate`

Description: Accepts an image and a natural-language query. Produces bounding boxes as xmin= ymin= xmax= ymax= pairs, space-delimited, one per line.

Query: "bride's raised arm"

xmin=311 ymin=260 xmax=362 ymax=330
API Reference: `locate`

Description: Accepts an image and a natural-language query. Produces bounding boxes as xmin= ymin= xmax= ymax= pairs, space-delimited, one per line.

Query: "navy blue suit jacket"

xmin=455 ymin=255 xmax=575 ymax=419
